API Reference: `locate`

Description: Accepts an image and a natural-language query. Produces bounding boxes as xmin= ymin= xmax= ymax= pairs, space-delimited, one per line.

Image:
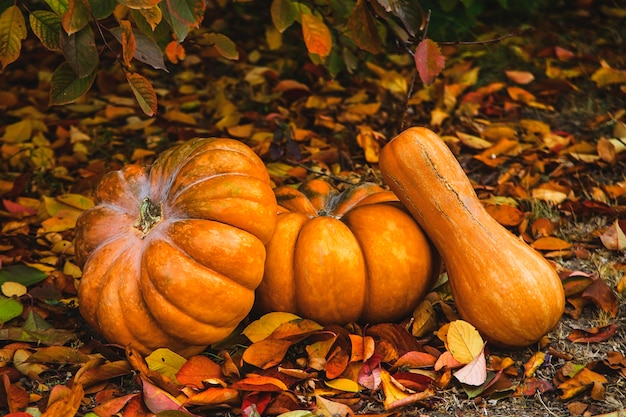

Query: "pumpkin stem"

xmin=134 ymin=197 xmax=162 ymax=237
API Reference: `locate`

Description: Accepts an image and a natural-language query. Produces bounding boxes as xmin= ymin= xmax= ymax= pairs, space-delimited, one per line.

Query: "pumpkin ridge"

xmin=141 ymin=239 xmax=255 ymax=325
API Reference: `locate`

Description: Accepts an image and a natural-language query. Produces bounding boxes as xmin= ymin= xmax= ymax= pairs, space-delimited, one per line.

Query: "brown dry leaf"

xmin=581 ymin=278 xmax=619 ymax=317
xmin=315 ymin=394 xmax=355 ymax=416
xmin=567 ymin=324 xmax=618 ymax=343
xmin=410 ymin=299 xmax=438 ymax=337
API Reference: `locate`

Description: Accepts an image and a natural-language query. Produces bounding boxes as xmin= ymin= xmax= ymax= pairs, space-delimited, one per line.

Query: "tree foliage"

xmin=0 ymin=0 xmax=548 ymax=115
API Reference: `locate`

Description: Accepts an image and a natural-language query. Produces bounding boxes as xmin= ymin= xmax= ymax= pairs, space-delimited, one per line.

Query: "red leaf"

xmin=414 ymin=38 xmax=445 ymax=85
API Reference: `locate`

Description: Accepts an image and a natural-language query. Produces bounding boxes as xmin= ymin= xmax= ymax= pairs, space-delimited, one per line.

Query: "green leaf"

xmin=61 ymin=0 xmax=92 ymax=35
xmin=0 ymin=264 xmax=47 ymax=286
xmin=110 ymin=26 xmax=167 ymax=70
xmin=88 ymin=0 xmax=117 ymax=19
xmin=126 ymin=71 xmax=158 ymax=116
xmin=271 ymin=0 xmax=297 ymax=33
xmin=61 ymin=24 xmax=99 ymax=78
xmin=166 ymin=0 xmax=205 ymax=26
xmin=45 ymin=0 xmax=70 ymax=16
xmin=0 ymin=5 xmax=27 ymax=70
xmin=161 ymin=5 xmax=190 ymax=42
xmin=30 ymin=10 xmax=62 ymax=50
xmin=50 ymin=61 xmax=97 ymax=105
xmin=204 ymin=33 xmax=238 ymax=60
xmin=0 ymin=295 xmax=23 ymax=325
xmin=347 ymin=0 xmax=383 ymax=54
xmin=117 ymin=0 xmax=160 ymax=9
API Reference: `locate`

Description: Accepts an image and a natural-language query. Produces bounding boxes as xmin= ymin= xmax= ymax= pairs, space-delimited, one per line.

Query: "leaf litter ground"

xmin=0 ymin=3 xmax=625 ymax=417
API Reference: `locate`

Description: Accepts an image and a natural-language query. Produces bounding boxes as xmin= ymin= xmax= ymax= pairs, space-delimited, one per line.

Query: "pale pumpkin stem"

xmin=134 ymin=197 xmax=162 ymax=237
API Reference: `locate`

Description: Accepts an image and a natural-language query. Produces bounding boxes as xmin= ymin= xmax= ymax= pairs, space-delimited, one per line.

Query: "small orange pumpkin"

xmin=74 ymin=138 xmax=277 ymax=356
xmin=255 ymin=179 xmax=440 ymax=325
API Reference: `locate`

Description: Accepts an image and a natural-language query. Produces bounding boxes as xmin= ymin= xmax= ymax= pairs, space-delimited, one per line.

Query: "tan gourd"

xmin=379 ymin=127 xmax=564 ymax=347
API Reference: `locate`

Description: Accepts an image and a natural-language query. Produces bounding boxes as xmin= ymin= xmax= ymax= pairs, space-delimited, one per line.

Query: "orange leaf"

xmin=348 ymin=334 xmax=375 ymax=363
xmin=176 ymin=355 xmax=224 ymax=389
xmin=523 ymin=351 xmax=546 ymax=378
xmin=558 ymin=367 xmax=607 ymax=400
xmin=301 ymin=13 xmax=332 ymax=57
xmin=484 ymin=203 xmax=524 ymax=226
xmin=231 ymin=375 xmax=288 ymax=392
xmin=531 ymin=236 xmax=572 ymax=251
xmin=505 ymin=70 xmax=535 ymax=84
xmin=394 ymin=351 xmax=437 ymax=369
xmin=120 ymin=20 xmax=136 ymax=67
xmin=242 ymin=339 xmax=292 ymax=369
xmin=165 ymin=40 xmax=186 ymax=64
xmin=185 ymin=387 xmax=240 ymax=407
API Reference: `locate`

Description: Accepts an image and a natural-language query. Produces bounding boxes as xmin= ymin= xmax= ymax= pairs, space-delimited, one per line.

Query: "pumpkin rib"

xmin=87 ymin=240 xmax=188 ymax=353
xmin=165 ymin=219 xmax=266 ymax=289
xmin=140 ymin=238 xmax=255 ymax=342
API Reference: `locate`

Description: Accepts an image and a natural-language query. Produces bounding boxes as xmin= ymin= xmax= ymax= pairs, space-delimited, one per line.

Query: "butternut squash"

xmin=379 ymin=127 xmax=564 ymax=347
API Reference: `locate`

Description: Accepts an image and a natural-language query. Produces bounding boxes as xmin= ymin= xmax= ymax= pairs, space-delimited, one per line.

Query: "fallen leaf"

xmin=446 ymin=320 xmax=483 ymax=364
xmin=453 ymin=345 xmax=487 ymax=386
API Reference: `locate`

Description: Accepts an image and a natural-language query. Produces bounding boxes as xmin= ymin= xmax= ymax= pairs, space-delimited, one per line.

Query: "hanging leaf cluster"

xmin=0 ymin=0 xmax=234 ymax=116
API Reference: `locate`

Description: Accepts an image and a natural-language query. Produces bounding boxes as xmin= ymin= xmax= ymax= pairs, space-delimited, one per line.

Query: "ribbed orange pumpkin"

xmin=74 ymin=138 xmax=277 ymax=357
xmin=255 ymin=179 xmax=440 ymax=325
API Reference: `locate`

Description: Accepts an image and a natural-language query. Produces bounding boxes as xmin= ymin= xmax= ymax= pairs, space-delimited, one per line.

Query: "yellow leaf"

xmin=446 ymin=320 xmax=484 ymax=364
xmin=356 ymin=125 xmax=383 ymax=163
xmin=301 ymin=13 xmax=332 ymax=58
xmin=56 ymin=194 xmax=94 ymax=210
xmin=40 ymin=209 xmax=82 ymax=232
xmin=0 ymin=6 xmax=27 ymax=70
xmin=162 ymin=110 xmax=197 ymax=126
xmin=145 ymin=348 xmax=187 ymax=382
xmin=2 ymin=120 xmax=32 ymax=143
xmin=126 ymin=72 xmax=157 ymax=116
xmin=591 ymin=66 xmax=626 ymax=88
xmin=243 ymin=312 xmax=301 ymax=343
xmin=1 ymin=281 xmax=27 ymax=297
xmin=63 ymin=260 xmax=82 ymax=278
xmin=325 ymin=378 xmax=361 ymax=393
